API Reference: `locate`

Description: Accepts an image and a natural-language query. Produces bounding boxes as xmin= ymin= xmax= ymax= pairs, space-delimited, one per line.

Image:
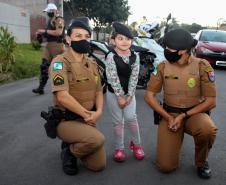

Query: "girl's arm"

xmin=128 ymin=53 xmax=140 ymax=97
xmin=105 ymin=53 xmax=125 ymax=96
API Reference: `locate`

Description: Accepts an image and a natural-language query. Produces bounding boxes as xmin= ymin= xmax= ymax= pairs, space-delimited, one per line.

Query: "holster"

xmin=41 ymin=106 xmax=81 ymax=139
xmin=153 ymin=101 xmax=162 ymax=125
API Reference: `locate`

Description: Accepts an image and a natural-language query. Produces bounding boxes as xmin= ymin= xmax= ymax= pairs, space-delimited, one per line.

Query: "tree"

xmin=64 ymin=0 xmax=130 ymax=40
xmin=180 ymin=23 xmax=205 ymax=33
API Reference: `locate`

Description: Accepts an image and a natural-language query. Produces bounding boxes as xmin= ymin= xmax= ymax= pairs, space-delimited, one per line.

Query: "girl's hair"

xmin=111 ymin=31 xmax=118 ymax=39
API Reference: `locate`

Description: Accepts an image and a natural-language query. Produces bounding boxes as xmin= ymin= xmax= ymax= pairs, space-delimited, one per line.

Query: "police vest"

xmin=108 ymin=50 xmax=136 ymax=94
xmin=46 ymin=16 xmax=64 ymax=42
xmin=62 ymin=51 xmax=99 ymax=110
xmin=163 ymin=58 xmax=201 ymax=108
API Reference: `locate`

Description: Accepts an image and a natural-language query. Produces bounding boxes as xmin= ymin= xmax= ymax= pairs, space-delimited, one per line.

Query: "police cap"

xmin=112 ymin=22 xmax=133 ymax=39
xmin=67 ymin=16 xmax=92 ymax=36
xmin=163 ymin=28 xmax=197 ymax=50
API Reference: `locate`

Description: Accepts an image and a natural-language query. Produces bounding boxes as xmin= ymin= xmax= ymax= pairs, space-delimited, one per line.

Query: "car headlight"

xmin=200 ymin=47 xmax=214 ymax=54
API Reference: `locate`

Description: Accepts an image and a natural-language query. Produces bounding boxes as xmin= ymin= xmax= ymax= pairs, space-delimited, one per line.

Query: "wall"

xmin=0 ymin=2 xmax=30 ymax=43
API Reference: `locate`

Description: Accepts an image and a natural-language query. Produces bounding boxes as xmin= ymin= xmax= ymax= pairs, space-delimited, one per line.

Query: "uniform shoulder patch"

xmin=207 ymin=71 xmax=215 ymax=82
xmin=53 ymin=74 xmax=64 ymax=86
xmin=53 ymin=61 xmax=63 ymax=71
xmin=200 ymin=60 xmax=215 ymax=82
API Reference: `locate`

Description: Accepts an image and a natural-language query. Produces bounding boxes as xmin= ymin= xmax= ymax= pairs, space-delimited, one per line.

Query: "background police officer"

xmin=32 ymin=3 xmax=65 ymax=94
xmin=144 ymin=29 xmax=218 ymax=179
xmin=49 ymin=17 xmax=106 ymax=175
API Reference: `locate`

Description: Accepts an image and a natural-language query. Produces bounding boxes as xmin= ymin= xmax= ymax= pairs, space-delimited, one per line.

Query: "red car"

xmin=193 ymin=29 xmax=226 ymax=67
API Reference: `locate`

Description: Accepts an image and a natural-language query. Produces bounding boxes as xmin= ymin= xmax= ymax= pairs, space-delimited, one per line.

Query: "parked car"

xmin=193 ymin=29 xmax=226 ymax=67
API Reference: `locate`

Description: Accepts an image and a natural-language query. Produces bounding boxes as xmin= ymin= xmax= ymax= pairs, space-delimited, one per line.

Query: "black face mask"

xmin=47 ymin=12 xmax=54 ymax=18
xmin=71 ymin=40 xmax=91 ymax=53
xmin=164 ymin=49 xmax=182 ymax=63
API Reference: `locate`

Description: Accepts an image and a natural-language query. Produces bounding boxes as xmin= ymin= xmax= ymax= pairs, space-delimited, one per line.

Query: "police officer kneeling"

xmin=48 ymin=17 xmax=106 ymax=175
xmin=144 ymin=29 xmax=218 ymax=179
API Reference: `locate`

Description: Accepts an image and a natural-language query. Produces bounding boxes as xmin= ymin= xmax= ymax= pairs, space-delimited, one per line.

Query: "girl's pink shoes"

xmin=113 ymin=149 xmax=126 ymax=162
xmin=130 ymin=141 xmax=145 ymax=160
xmin=113 ymin=142 xmax=144 ymax=162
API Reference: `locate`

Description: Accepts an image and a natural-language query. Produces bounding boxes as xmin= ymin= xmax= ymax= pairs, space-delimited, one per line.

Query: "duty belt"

xmin=163 ymin=103 xmax=210 ymax=115
xmin=163 ymin=103 xmax=193 ymax=113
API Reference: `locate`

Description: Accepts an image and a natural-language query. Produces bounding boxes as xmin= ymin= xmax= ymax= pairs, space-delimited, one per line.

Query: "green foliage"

xmin=180 ymin=23 xmax=206 ymax=33
xmin=0 ymin=44 xmax=43 ymax=83
xmin=0 ymin=26 xmax=17 ymax=73
xmin=64 ymin=0 xmax=130 ymax=28
xmin=13 ymin=44 xmax=42 ymax=79
xmin=31 ymin=40 xmax=42 ymax=50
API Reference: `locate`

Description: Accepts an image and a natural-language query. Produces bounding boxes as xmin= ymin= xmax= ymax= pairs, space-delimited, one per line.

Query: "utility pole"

xmin=60 ymin=0 xmax=63 ymax=17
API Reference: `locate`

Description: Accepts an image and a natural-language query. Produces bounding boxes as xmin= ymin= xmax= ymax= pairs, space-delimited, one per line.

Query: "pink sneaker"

xmin=113 ymin=149 xmax=126 ymax=162
xmin=130 ymin=141 xmax=145 ymax=160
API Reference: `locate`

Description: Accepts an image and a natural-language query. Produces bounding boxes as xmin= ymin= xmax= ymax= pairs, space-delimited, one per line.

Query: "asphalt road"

xmin=0 ymin=69 xmax=226 ymax=185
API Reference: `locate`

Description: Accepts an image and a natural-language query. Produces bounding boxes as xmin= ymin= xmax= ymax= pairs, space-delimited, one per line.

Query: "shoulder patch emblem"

xmin=207 ymin=71 xmax=215 ymax=82
xmin=53 ymin=61 xmax=63 ymax=71
xmin=53 ymin=74 xmax=64 ymax=86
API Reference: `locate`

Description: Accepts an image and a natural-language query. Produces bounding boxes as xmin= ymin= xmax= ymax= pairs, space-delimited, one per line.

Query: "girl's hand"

xmin=126 ymin=96 xmax=132 ymax=106
xmin=117 ymin=96 xmax=127 ymax=109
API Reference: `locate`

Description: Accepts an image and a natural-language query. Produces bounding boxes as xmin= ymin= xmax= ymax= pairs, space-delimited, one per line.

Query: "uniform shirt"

xmin=147 ymin=56 xmax=216 ymax=98
xmin=105 ymin=52 xmax=140 ymax=97
xmin=46 ymin=16 xmax=64 ymax=42
xmin=49 ymin=48 xmax=102 ymax=108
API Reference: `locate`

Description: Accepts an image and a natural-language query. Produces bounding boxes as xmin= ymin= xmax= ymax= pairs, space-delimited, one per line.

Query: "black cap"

xmin=67 ymin=16 xmax=92 ymax=36
xmin=163 ymin=28 xmax=198 ymax=50
xmin=112 ymin=22 xmax=133 ymax=39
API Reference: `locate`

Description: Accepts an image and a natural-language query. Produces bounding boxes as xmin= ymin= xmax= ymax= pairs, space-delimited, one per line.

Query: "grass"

xmin=12 ymin=44 xmax=43 ymax=80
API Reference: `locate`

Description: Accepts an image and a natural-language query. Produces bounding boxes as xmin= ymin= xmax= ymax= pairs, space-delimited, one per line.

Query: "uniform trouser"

xmin=106 ymin=91 xmax=141 ymax=149
xmin=57 ymin=120 xmax=106 ymax=171
xmin=39 ymin=42 xmax=64 ymax=89
xmin=157 ymin=113 xmax=217 ymax=172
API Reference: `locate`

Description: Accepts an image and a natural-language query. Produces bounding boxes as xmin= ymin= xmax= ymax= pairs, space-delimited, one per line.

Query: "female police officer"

xmin=49 ymin=17 xmax=106 ymax=175
xmin=145 ymin=29 xmax=217 ymax=179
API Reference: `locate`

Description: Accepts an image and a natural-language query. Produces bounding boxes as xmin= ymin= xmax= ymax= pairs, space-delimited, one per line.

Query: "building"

xmin=0 ymin=0 xmax=62 ymax=42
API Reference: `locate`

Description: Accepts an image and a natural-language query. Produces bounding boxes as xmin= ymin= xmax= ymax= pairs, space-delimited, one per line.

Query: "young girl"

xmin=105 ymin=22 xmax=144 ymax=162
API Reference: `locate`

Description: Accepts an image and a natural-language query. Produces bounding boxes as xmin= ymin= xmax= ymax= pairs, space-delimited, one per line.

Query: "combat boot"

xmin=197 ymin=161 xmax=211 ymax=179
xmin=32 ymin=87 xmax=44 ymax=94
xmin=61 ymin=146 xmax=78 ymax=175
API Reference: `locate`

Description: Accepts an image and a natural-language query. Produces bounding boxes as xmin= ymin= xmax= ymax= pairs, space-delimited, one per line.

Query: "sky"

xmin=127 ymin=0 xmax=226 ymax=27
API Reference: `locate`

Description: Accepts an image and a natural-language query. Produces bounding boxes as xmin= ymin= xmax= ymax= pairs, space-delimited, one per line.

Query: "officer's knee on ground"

xmin=85 ymin=160 xmax=106 ymax=172
xmin=157 ymin=161 xmax=178 ymax=173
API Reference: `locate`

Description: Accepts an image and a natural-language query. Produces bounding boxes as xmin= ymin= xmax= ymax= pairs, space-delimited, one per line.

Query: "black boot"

xmin=61 ymin=145 xmax=78 ymax=175
xmin=32 ymin=59 xmax=49 ymax=95
xmin=197 ymin=161 xmax=211 ymax=179
xmin=61 ymin=141 xmax=69 ymax=149
xmin=32 ymin=86 xmax=44 ymax=94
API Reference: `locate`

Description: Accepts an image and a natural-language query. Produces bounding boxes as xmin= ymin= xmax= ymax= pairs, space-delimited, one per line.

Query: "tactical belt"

xmin=163 ymin=103 xmax=193 ymax=114
xmin=163 ymin=103 xmax=210 ymax=115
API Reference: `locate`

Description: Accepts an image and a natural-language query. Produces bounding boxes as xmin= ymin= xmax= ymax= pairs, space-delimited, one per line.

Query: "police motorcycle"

xmin=89 ymin=39 xmax=156 ymax=89
xmin=133 ymin=21 xmax=166 ymax=76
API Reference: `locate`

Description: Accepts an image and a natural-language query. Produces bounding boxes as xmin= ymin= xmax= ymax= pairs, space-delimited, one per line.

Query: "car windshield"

xmin=200 ymin=31 xmax=226 ymax=43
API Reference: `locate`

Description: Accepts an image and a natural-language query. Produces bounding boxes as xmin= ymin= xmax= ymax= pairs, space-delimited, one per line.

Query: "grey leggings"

xmin=106 ymin=91 xmax=141 ymax=149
